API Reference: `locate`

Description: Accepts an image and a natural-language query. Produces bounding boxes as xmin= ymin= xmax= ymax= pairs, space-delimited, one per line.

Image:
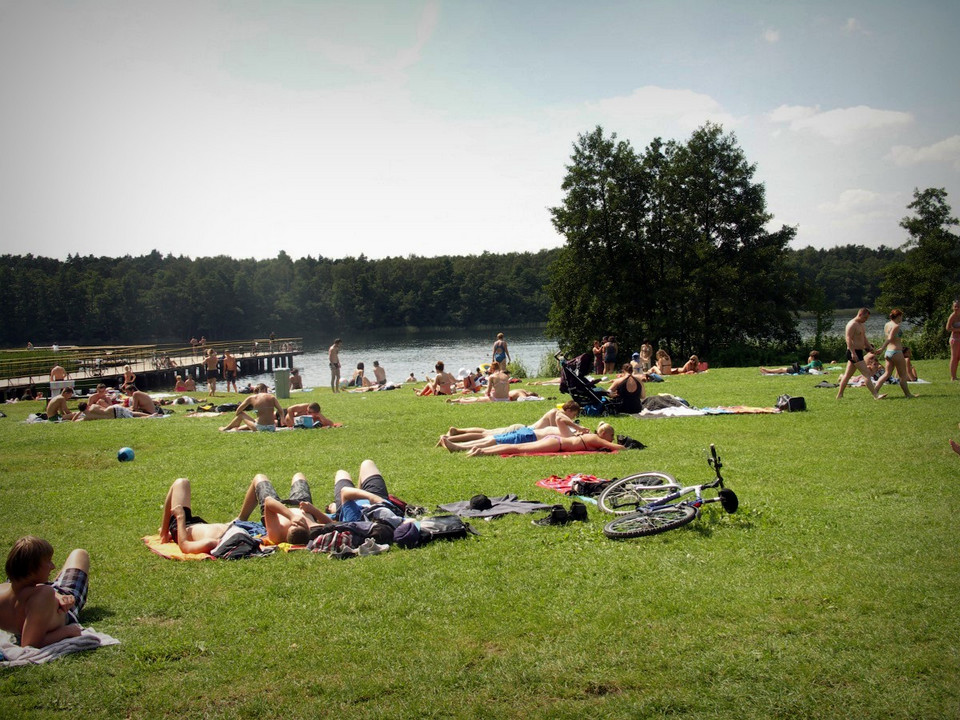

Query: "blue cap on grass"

xmin=117 ymin=447 xmax=135 ymax=462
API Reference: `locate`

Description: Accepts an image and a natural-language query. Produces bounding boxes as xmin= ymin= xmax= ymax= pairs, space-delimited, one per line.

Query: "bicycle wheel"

xmin=597 ymin=472 xmax=677 ymax=515
xmin=603 ymin=505 xmax=697 ymax=539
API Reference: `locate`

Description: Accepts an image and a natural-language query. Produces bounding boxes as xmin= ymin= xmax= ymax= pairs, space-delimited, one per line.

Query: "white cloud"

xmin=767 ymin=104 xmax=912 ymax=144
xmin=817 ymin=189 xmax=904 ymax=228
xmin=887 ymin=135 xmax=960 ymax=170
xmin=577 ymin=86 xmax=740 ymax=135
xmin=763 ymin=28 xmax=780 ymax=44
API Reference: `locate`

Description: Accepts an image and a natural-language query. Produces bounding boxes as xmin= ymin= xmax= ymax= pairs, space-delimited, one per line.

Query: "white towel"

xmin=0 ymin=627 xmax=120 ymax=667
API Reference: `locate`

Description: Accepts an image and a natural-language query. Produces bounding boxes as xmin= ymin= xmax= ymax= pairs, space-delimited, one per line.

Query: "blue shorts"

xmin=493 ymin=427 xmax=537 ymax=445
xmin=256 ymin=424 xmax=276 ymax=432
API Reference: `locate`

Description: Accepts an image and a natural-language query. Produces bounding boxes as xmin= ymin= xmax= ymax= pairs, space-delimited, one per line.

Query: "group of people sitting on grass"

xmin=159 ymin=460 xmax=417 ymax=553
xmin=436 ymin=401 xmax=625 ymax=456
xmin=218 ymin=383 xmax=337 ymax=431
xmin=40 ymin=383 xmax=164 ymax=421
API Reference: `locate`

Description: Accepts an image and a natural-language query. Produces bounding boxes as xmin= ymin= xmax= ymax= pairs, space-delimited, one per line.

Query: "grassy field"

xmin=1 ymin=364 xmax=958 ymax=719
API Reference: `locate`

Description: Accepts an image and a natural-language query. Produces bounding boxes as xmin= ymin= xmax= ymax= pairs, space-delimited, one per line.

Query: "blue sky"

xmin=1 ymin=0 xmax=957 ymax=260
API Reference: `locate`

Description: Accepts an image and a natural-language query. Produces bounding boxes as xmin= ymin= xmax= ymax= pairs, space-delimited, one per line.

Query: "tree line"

xmin=0 ymin=250 xmax=557 ymax=346
xmin=0 ymin=243 xmax=904 ymax=349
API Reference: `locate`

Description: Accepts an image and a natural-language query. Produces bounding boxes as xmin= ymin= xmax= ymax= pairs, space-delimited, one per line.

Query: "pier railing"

xmin=0 ymin=338 xmax=303 ymax=391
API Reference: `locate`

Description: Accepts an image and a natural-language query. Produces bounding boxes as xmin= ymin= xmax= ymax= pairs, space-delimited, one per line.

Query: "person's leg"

xmin=359 ymin=460 xmax=389 ymax=499
xmin=333 ymin=470 xmax=355 ymax=512
xmin=950 ymin=337 xmax=959 ymax=381
xmin=161 ymin=478 xmax=192 ymax=540
xmin=287 ymin=473 xmax=312 ymax=504
xmin=874 ymin=360 xmax=894 ymax=389
xmin=890 ymin=353 xmax=917 ymax=398
xmin=52 ymin=548 xmax=90 ymax=620
xmin=853 ymin=359 xmax=885 ymax=399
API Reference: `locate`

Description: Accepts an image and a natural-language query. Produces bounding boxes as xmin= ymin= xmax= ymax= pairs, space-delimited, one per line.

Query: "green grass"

xmin=2 ymin=365 xmax=959 ymax=719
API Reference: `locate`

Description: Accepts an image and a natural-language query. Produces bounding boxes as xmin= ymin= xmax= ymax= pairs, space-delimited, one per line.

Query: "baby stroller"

xmin=557 ymin=352 xmax=622 ymax=416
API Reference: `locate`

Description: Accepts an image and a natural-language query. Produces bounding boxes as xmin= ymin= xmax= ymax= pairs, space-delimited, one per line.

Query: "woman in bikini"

xmin=467 ymin=422 xmax=624 ymax=456
xmin=874 ymin=309 xmax=918 ymax=398
xmin=652 ymin=349 xmax=674 ymax=375
xmin=946 ymin=299 xmax=960 ymax=382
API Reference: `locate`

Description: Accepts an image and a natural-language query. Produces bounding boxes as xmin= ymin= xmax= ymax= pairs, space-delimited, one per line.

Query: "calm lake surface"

xmin=245 ymin=327 xmax=559 ymax=388
xmin=241 ymin=312 xmax=897 ymax=387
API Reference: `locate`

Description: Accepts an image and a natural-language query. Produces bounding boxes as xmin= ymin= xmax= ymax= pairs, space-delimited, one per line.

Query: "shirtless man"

xmin=223 ymin=350 xmax=239 ymax=393
xmin=836 ymin=308 xmax=886 ymax=400
xmin=329 ymin=339 xmax=342 ymax=393
xmin=49 ymin=365 xmax=68 ymax=382
xmin=158 ymin=474 xmax=329 ymax=553
xmin=124 ymin=384 xmax=159 ymax=414
xmin=284 ymin=402 xmax=335 ymax=428
xmin=444 ymin=362 xmax=539 ymax=403
xmin=0 ymin=537 xmax=90 ymax=648
xmin=219 ymin=384 xmax=285 ymax=432
xmin=203 ymin=349 xmax=220 ymax=397
xmin=417 ymin=362 xmax=457 ymax=396
xmin=87 ymin=383 xmax=112 ymax=407
xmin=372 ymin=361 xmax=386 ymax=387
xmin=73 ymin=402 xmax=152 ymax=420
xmin=288 ymin=368 xmax=303 ymax=390
xmin=183 ymin=376 xmax=197 ymax=392
xmin=45 ymin=387 xmax=78 ymax=421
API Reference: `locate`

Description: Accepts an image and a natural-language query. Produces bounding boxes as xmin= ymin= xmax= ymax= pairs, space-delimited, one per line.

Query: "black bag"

xmin=216 ymin=403 xmax=239 ymax=413
xmin=210 ymin=526 xmax=272 ymax=559
xmin=776 ymin=394 xmax=807 ymax=412
xmin=418 ymin=515 xmax=479 ymax=543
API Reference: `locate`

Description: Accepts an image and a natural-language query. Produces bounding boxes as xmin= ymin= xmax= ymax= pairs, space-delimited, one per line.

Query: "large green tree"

xmin=548 ymin=124 xmax=800 ymax=361
xmin=877 ymin=188 xmax=960 ymax=326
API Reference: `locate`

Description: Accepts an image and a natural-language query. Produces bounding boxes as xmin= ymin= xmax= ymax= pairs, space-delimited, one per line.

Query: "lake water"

xmin=240 ymin=313 xmax=901 ymax=387
xmin=243 ymin=327 xmax=559 ymax=388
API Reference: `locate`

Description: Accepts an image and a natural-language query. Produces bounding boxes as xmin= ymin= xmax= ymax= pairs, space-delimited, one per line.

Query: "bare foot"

xmin=874 ymin=393 xmax=887 ymax=400
xmin=439 ymin=436 xmax=461 ymax=453
xmin=467 ymin=446 xmax=482 ymax=457
xmin=435 ymin=435 xmax=447 ymax=448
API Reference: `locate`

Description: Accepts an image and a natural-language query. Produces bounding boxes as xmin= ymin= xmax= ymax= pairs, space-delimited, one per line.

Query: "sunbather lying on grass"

xmin=439 ymin=401 xmax=583 ymax=446
xmin=466 ymin=422 xmax=624 ymax=456
xmin=284 ymin=402 xmax=335 ymax=428
xmin=159 ymin=474 xmax=331 ymax=553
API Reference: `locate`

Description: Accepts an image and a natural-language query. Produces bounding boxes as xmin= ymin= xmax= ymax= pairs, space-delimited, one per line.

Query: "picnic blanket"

xmin=1 ymin=628 xmax=120 ymax=667
xmin=438 ymin=494 xmax=554 ymax=518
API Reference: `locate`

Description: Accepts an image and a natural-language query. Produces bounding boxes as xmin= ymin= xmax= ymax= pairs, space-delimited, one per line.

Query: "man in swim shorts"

xmin=203 ymin=349 xmax=220 ymax=397
xmin=219 ymin=384 xmax=285 ymax=432
xmin=284 ymin=402 xmax=335 ymax=428
xmin=836 ymin=308 xmax=886 ymax=400
xmin=44 ymin=386 xmax=78 ymax=421
xmin=0 ymin=537 xmax=91 ymax=648
xmin=223 ymin=350 xmax=239 ymax=393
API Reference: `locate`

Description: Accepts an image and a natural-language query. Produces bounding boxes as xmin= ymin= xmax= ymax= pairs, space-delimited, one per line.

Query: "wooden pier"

xmin=0 ymin=338 xmax=304 ymax=400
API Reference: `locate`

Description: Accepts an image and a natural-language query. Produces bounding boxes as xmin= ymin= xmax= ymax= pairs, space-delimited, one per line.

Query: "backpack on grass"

xmin=418 ymin=515 xmax=479 ymax=544
xmin=776 ymin=394 xmax=807 ymax=412
xmin=210 ymin=526 xmax=273 ymax=559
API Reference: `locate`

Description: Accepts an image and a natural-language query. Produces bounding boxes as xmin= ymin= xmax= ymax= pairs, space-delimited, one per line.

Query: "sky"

xmin=1 ymin=0 xmax=958 ymax=261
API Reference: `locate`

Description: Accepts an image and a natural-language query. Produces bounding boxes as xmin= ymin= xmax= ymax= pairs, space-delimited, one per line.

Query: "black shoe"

xmin=569 ymin=501 xmax=588 ymax=522
xmin=532 ymin=505 xmax=570 ymax=526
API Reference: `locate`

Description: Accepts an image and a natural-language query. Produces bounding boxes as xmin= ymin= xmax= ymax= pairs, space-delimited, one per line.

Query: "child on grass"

xmin=0 ymin=537 xmax=90 ymax=648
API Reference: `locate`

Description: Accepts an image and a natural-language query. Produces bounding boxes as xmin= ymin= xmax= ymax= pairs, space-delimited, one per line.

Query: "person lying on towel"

xmin=159 ymin=473 xmax=332 ymax=553
xmin=438 ymin=401 xmax=584 ymax=451
xmin=466 ymin=422 xmax=624 ymax=456
xmin=0 ymin=537 xmax=91 ymax=648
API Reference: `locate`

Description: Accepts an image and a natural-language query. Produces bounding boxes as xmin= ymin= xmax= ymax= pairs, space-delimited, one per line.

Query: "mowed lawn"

xmin=1 ymin=363 xmax=958 ymax=719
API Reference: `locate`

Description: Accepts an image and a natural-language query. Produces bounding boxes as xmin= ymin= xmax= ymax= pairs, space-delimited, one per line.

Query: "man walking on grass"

xmin=837 ymin=308 xmax=887 ymax=400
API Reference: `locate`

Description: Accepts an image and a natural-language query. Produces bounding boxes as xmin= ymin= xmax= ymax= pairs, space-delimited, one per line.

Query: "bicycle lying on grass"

xmin=598 ymin=444 xmax=739 ymax=539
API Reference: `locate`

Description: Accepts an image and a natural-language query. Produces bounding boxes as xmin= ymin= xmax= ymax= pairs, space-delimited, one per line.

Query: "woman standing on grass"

xmin=592 ymin=339 xmax=604 ymax=375
xmin=875 ymin=309 xmax=918 ymax=398
xmin=946 ymin=299 xmax=960 ymax=381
